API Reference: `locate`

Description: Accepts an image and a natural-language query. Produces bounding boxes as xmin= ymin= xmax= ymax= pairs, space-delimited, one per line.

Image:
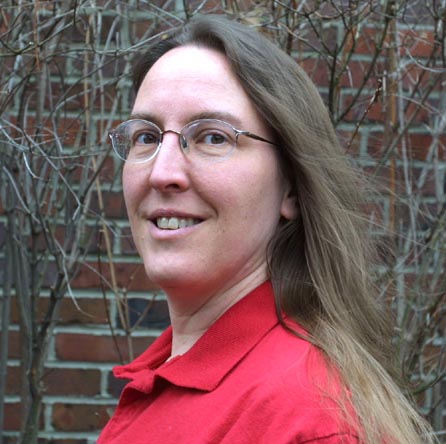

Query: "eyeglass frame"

xmin=108 ymin=118 xmax=277 ymax=163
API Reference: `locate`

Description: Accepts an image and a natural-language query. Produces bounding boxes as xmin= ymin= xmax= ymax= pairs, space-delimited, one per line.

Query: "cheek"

xmin=122 ymin=167 xmax=147 ymax=255
xmin=122 ymin=165 xmax=143 ymax=214
xmin=218 ymin=161 xmax=285 ymax=221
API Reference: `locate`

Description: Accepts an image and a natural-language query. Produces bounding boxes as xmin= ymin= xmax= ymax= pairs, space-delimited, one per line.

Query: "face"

xmin=123 ymin=45 xmax=295 ymax=303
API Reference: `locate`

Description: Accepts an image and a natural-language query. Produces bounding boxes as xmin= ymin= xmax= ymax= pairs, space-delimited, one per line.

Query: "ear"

xmin=280 ymin=184 xmax=298 ymax=220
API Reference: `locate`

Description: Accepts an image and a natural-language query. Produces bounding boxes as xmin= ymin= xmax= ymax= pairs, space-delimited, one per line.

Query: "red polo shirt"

xmin=98 ymin=282 xmax=359 ymax=443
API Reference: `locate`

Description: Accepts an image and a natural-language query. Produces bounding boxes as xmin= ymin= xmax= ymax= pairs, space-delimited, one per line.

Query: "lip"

xmin=148 ymin=209 xmax=205 ymax=220
xmin=146 ymin=208 xmax=206 ymax=238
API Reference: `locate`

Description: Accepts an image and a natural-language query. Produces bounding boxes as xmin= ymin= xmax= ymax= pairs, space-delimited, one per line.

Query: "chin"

xmin=145 ymin=266 xmax=197 ymax=291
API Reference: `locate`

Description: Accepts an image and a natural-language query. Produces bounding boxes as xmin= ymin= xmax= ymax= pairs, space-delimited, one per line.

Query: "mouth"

xmin=154 ymin=216 xmax=202 ymax=230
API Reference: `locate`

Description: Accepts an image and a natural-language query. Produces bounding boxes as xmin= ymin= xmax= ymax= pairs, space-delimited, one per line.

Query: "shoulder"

xmin=240 ymin=320 xmax=333 ymax=392
xmin=225 ymin=323 xmax=359 ymax=443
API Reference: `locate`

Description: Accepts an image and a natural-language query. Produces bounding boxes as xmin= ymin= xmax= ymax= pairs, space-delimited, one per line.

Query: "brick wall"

xmin=0 ymin=1 xmax=445 ymax=442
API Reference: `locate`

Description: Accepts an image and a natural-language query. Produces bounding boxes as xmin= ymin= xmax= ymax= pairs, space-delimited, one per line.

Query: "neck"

xmin=166 ymin=270 xmax=267 ymax=359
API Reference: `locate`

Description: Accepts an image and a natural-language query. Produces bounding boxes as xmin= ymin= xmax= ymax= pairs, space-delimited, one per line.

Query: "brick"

xmin=11 ymin=116 xmax=84 ymax=147
xmin=6 ymin=365 xmax=101 ymax=397
xmin=0 ymin=259 xmax=5 ymax=288
xmin=42 ymin=367 xmax=101 ymax=396
xmin=123 ymin=298 xmax=170 ymax=330
xmin=28 ymin=220 xmax=123 ymax=260
xmin=42 ymin=224 xmax=101 ymax=257
xmin=51 ymin=403 xmax=113 ymax=432
xmin=366 ymin=131 xmax=387 ymax=159
xmin=400 ymin=62 xmax=434 ymax=92
xmin=120 ymin=226 xmax=137 ymax=254
xmin=101 ymin=190 xmax=127 ymax=219
xmin=76 ymin=154 xmax=117 ymax=183
xmin=0 ymin=16 xmax=9 ymax=34
xmin=3 ymin=402 xmax=22 ymax=431
xmin=351 ymin=26 xmax=380 ymax=56
xmin=392 ymin=165 xmax=441 ymax=198
xmin=395 ymin=202 xmax=439 ymax=234
xmin=17 ymin=115 xmax=83 ymax=147
xmin=338 ymin=60 xmax=377 ymax=90
xmin=132 ymin=15 xmax=175 ymax=42
xmin=358 ymin=95 xmax=385 ymax=124
xmin=404 ymin=133 xmax=446 ymax=162
xmin=57 ymin=297 xmax=110 ymax=325
xmin=293 ymin=13 xmax=339 ymax=53
xmin=57 ymin=117 xmax=84 ymax=146
xmin=341 ymin=91 xmax=386 ymax=125
xmin=45 ymin=54 xmax=71 ymax=76
xmin=5 ymin=365 xmax=21 ymax=395
xmin=403 ymin=99 xmax=431 ymax=125
xmin=57 ymin=82 xmax=86 ymax=113
xmin=49 ymin=80 xmax=121 ymax=114
xmin=336 ymin=129 xmax=361 ymax=156
xmin=97 ymin=15 xmax=122 ymax=46
xmin=38 ymin=440 xmax=87 ymax=444
xmin=95 ymin=56 xmax=130 ymax=83
xmin=97 ymin=224 xmax=126 ymax=257
xmin=107 ymin=370 xmax=128 ymax=398
xmin=299 ymin=57 xmax=331 ymax=89
xmin=373 ymin=234 xmax=397 ymax=268
xmin=362 ymin=201 xmax=387 ymax=228
xmin=423 ymin=342 xmax=446 ymax=369
xmin=70 ymin=261 xmax=156 ymax=292
xmin=64 ymin=21 xmax=89 ymax=44
xmin=55 ymin=333 xmax=154 ymax=363
xmin=10 ymin=293 xmax=109 ymax=326
xmin=400 ymin=29 xmax=436 ymax=59
xmin=7 ymin=330 xmax=21 ymax=360
xmin=89 ymin=190 xmax=127 ymax=219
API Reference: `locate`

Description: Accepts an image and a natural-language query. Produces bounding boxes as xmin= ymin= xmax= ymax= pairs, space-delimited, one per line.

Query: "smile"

xmin=156 ymin=217 xmax=201 ymax=230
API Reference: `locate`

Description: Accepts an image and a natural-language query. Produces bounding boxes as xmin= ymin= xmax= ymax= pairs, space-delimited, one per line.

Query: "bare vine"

xmin=0 ymin=0 xmax=444 ymax=442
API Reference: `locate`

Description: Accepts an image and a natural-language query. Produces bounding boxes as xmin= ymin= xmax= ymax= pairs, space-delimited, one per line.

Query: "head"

xmin=131 ymin=14 xmax=365 ymax=326
xmin=121 ymin=28 xmax=297 ymax=304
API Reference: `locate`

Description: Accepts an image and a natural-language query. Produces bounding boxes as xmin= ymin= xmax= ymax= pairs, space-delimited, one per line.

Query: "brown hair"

xmin=133 ymin=14 xmax=436 ymax=444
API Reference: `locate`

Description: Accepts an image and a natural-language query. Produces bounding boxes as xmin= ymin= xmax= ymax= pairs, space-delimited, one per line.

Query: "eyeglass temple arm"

xmin=240 ymin=131 xmax=278 ymax=146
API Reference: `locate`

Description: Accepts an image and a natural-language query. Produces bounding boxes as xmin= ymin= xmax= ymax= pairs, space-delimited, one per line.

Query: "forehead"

xmin=132 ymin=46 xmax=261 ymax=128
xmin=144 ymin=45 xmax=232 ymax=81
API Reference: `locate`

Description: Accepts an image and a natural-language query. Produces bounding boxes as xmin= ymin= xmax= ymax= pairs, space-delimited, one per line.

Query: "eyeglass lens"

xmin=112 ymin=119 xmax=237 ymax=163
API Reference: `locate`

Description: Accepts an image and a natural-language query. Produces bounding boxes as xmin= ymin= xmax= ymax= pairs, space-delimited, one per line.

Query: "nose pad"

xmin=179 ymin=134 xmax=189 ymax=153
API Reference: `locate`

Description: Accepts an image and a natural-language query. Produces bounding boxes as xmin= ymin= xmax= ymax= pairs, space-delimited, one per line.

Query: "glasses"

xmin=109 ymin=118 xmax=276 ymax=163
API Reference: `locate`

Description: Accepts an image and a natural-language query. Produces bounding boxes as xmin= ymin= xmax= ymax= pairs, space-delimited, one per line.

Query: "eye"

xmin=201 ymin=132 xmax=228 ymax=145
xmin=184 ymin=119 xmax=237 ymax=159
xmin=133 ymin=130 xmax=159 ymax=146
xmin=193 ymin=125 xmax=234 ymax=147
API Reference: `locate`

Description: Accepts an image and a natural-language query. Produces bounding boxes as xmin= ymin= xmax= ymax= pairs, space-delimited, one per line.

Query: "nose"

xmin=148 ymin=131 xmax=190 ymax=193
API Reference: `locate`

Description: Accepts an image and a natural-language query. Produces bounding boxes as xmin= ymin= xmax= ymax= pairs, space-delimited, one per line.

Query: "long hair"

xmin=132 ymin=14 xmax=436 ymax=444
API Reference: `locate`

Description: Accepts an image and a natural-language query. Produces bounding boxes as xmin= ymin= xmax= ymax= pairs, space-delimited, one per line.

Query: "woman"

xmin=99 ymin=14 xmax=435 ymax=444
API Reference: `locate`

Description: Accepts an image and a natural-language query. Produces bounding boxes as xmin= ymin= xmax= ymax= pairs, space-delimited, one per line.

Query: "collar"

xmin=113 ymin=281 xmax=279 ymax=392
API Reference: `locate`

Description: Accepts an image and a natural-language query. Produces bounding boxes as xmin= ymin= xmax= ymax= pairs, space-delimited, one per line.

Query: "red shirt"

xmin=98 ymin=282 xmax=359 ymax=444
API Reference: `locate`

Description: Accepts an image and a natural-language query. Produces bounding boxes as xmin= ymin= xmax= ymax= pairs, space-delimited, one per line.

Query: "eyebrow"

xmin=129 ymin=112 xmax=159 ymax=124
xmin=188 ymin=112 xmax=244 ymax=128
xmin=128 ymin=111 xmax=244 ymax=129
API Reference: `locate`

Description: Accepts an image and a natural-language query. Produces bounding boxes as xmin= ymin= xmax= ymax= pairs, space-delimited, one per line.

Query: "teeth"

xmin=156 ymin=217 xmax=199 ymax=230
